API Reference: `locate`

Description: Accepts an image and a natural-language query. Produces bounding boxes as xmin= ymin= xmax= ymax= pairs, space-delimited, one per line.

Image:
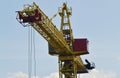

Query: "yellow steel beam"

xmin=17 ymin=2 xmax=73 ymax=55
xmin=16 ymin=2 xmax=91 ymax=78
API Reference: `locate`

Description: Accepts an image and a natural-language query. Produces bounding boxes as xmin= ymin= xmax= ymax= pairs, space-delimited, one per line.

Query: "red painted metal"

xmin=18 ymin=9 xmax=42 ymax=23
xmin=73 ymin=38 xmax=89 ymax=55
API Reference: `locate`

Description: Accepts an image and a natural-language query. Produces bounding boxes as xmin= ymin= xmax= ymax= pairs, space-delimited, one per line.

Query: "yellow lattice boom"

xmin=16 ymin=2 xmax=95 ymax=78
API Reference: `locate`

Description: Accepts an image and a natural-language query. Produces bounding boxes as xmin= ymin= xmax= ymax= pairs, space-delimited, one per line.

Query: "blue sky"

xmin=0 ymin=0 xmax=120 ymax=78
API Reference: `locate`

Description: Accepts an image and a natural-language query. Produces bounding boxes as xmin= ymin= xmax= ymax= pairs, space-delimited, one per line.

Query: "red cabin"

xmin=73 ymin=38 xmax=89 ymax=55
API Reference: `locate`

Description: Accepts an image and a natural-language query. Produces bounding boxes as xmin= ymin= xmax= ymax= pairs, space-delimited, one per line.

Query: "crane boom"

xmin=16 ymin=2 xmax=72 ymax=55
xmin=16 ymin=2 xmax=95 ymax=78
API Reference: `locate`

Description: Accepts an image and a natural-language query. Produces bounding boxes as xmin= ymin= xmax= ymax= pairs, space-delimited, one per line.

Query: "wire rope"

xmin=33 ymin=28 xmax=37 ymax=78
xmin=28 ymin=26 xmax=31 ymax=78
xmin=28 ymin=26 xmax=37 ymax=78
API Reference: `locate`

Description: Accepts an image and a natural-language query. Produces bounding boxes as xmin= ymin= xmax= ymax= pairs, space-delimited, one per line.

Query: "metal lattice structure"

xmin=16 ymin=2 xmax=95 ymax=78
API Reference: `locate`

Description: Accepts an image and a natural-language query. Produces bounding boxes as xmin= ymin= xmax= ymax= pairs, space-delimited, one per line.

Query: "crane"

xmin=16 ymin=2 xmax=95 ymax=78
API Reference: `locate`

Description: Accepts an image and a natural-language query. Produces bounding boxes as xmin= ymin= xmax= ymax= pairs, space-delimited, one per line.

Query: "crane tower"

xmin=16 ymin=2 xmax=95 ymax=78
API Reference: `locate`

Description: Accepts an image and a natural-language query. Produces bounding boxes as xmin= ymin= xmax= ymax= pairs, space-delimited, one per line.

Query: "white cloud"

xmin=7 ymin=72 xmax=39 ymax=78
xmin=80 ymin=69 xmax=116 ymax=78
xmin=43 ymin=69 xmax=116 ymax=78
xmin=7 ymin=69 xmax=116 ymax=78
xmin=43 ymin=72 xmax=59 ymax=78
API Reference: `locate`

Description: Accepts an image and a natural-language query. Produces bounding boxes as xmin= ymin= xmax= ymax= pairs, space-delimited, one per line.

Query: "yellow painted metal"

xmin=17 ymin=2 xmax=72 ymax=55
xmin=16 ymin=2 xmax=88 ymax=78
xmin=58 ymin=3 xmax=87 ymax=78
xmin=59 ymin=3 xmax=73 ymax=50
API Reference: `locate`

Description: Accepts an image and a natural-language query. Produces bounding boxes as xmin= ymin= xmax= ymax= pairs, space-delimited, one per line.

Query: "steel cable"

xmin=28 ymin=26 xmax=37 ymax=78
